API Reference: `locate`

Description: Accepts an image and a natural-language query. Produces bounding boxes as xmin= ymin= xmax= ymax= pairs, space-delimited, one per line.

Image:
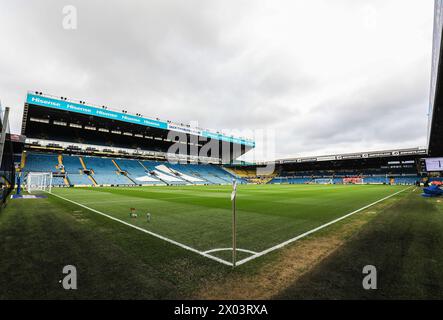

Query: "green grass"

xmin=274 ymin=188 xmax=443 ymax=299
xmin=2 ymin=183 xmax=433 ymax=299
xmin=51 ymin=184 xmax=406 ymax=262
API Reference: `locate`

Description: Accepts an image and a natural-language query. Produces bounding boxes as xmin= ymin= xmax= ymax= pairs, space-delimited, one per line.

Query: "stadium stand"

xmin=81 ymin=156 xmax=135 ymax=186
xmin=114 ymin=159 xmax=164 ymax=185
xmin=269 ymin=177 xmax=312 ymax=184
xmin=21 ymin=150 xmax=422 ymax=187
xmin=268 ymin=174 xmax=419 ymax=185
xmin=21 ymin=152 xmax=244 ymax=187
xmin=140 ymin=161 xmax=189 ymax=185
xmin=61 ymin=154 xmax=92 ymax=186
xmin=225 ymin=167 xmax=276 ymax=184
xmin=17 ymin=92 xmax=430 ymax=189
xmin=22 ymin=153 xmax=58 ymax=173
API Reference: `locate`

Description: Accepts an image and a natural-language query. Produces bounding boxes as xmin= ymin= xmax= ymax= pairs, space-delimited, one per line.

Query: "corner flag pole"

xmin=231 ymin=179 xmax=237 ymax=267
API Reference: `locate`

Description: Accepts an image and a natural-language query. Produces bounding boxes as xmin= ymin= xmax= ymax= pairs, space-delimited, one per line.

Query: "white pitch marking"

xmin=81 ymin=199 xmax=155 ymax=205
xmin=49 ymin=186 xmax=411 ymax=268
xmin=48 ymin=192 xmax=233 ymax=267
xmin=235 ymin=187 xmax=412 ymax=266
xmin=203 ymin=248 xmax=258 ymax=255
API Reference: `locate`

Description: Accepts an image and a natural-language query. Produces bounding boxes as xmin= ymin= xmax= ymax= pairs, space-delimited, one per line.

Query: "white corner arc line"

xmin=203 ymin=248 xmax=258 ymax=255
xmin=48 ymin=192 xmax=233 ymax=267
xmin=235 ymin=187 xmax=412 ymax=266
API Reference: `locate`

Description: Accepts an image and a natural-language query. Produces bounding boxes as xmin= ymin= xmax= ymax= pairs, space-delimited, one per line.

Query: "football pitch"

xmin=50 ymin=184 xmax=410 ymax=266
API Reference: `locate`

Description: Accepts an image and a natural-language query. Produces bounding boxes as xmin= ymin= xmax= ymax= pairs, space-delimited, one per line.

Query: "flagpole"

xmin=232 ymin=193 xmax=236 ymax=267
xmin=232 ymin=179 xmax=237 ymax=268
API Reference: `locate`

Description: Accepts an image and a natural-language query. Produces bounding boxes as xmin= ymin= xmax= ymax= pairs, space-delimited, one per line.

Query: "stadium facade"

xmin=14 ymin=91 xmax=438 ymax=188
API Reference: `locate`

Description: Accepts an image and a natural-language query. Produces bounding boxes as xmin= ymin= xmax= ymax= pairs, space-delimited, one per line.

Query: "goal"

xmin=26 ymin=172 xmax=53 ymax=193
xmin=314 ymin=178 xmax=333 ymax=184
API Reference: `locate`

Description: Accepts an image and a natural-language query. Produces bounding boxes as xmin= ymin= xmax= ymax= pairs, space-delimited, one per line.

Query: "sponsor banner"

xmin=201 ymin=131 xmax=255 ymax=147
xmin=399 ymin=149 xmax=427 ymax=155
xmin=26 ymin=93 xmax=254 ymax=147
xmin=339 ymin=154 xmax=362 ymax=160
xmin=316 ymin=156 xmax=336 ymax=161
xmin=297 ymin=158 xmax=317 ymax=163
xmin=167 ymin=123 xmax=202 ymax=136
xmin=368 ymin=152 xmax=392 ymax=158
xmin=280 ymin=148 xmax=427 ymax=164
xmin=11 ymin=194 xmax=47 ymax=199
xmin=27 ymin=93 xmax=168 ymax=129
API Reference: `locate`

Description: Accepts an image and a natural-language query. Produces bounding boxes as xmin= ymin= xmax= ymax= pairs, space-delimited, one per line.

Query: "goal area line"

xmin=47 ymin=187 xmax=411 ymax=267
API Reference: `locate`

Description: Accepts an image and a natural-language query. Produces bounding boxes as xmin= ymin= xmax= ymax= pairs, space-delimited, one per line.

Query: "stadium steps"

xmin=56 ymin=154 xmax=70 ymax=187
xmin=139 ymin=162 xmax=185 ymax=185
xmin=149 ymin=171 xmax=174 ymax=186
xmin=88 ymin=175 xmax=98 ymax=186
xmin=57 ymin=154 xmax=65 ymax=173
xmin=112 ymin=159 xmax=136 ymax=184
xmin=138 ymin=160 xmax=149 ymax=171
xmin=111 ymin=159 xmax=123 ymax=171
xmin=189 ymin=172 xmax=212 ymax=184
xmin=20 ymin=151 xmax=26 ymax=169
xmin=118 ymin=170 xmax=137 ymax=185
xmin=155 ymin=164 xmax=203 ymax=184
xmin=114 ymin=159 xmax=162 ymax=185
xmin=137 ymin=161 xmax=171 ymax=185
xmin=77 ymin=156 xmax=97 ymax=185
xmin=79 ymin=156 xmax=87 ymax=170
xmin=126 ymin=175 xmax=137 ymax=184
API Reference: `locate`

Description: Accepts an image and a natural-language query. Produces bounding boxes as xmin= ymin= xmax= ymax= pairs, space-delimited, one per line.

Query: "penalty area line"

xmin=235 ymin=187 xmax=412 ymax=266
xmin=48 ymin=192 xmax=233 ymax=267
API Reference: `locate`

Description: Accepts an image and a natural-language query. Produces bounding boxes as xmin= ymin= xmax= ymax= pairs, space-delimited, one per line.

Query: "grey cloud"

xmin=0 ymin=0 xmax=434 ymax=160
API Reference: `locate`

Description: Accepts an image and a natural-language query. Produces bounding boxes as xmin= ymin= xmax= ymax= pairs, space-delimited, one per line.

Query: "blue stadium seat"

xmin=82 ymin=156 xmax=134 ymax=185
xmin=116 ymin=159 xmax=165 ymax=185
xmin=62 ymin=155 xmax=93 ymax=186
xmin=22 ymin=153 xmax=58 ymax=173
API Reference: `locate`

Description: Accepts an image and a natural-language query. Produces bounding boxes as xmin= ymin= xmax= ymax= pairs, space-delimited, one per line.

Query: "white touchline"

xmin=49 ymin=186 xmax=410 ymax=268
xmin=235 ymin=187 xmax=412 ymax=266
xmin=49 ymin=192 xmax=233 ymax=267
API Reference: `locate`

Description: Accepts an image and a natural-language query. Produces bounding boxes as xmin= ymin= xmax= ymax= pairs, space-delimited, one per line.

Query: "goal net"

xmin=314 ymin=178 xmax=333 ymax=184
xmin=26 ymin=172 xmax=53 ymax=193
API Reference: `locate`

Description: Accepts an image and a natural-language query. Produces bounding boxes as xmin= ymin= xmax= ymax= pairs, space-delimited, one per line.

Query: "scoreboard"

xmin=425 ymin=157 xmax=443 ymax=171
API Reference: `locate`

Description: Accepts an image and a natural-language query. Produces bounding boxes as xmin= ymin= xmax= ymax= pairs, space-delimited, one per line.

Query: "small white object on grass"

xmin=147 ymin=212 xmax=151 ymax=222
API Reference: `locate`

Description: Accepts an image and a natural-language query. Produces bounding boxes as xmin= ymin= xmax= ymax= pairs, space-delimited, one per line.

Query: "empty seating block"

xmin=82 ymin=157 xmax=134 ymax=185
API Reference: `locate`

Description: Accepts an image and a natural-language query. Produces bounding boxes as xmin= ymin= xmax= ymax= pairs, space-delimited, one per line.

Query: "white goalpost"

xmin=26 ymin=172 xmax=53 ymax=193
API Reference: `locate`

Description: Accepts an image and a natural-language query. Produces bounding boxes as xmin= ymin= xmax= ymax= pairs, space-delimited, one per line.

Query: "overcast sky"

xmin=0 ymin=0 xmax=435 ymax=161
